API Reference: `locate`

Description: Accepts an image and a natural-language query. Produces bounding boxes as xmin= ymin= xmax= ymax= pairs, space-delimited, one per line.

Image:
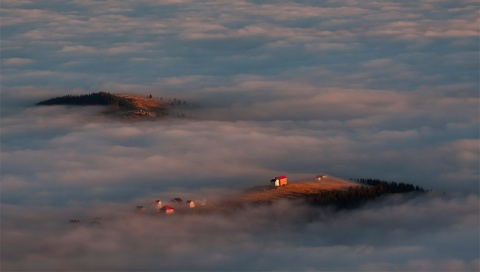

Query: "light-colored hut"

xmin=151 ymin=200 xmax=162 ymax=209
xmin=186 ymin=200 xmax=195 ymax=208
xmin=270 ymin=175 xmax=287 ymax=187
xmin=316 ymin=174 xmax=327 ymax=181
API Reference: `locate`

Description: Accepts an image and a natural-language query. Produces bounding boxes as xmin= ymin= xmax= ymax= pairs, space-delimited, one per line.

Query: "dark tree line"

xmin=36 ymin=92 xmax=136 ymax=109
xmin=353 ymin=178 xmax=425 ymax=193
xmin=305 ymin=179 xmax=426 ymax=210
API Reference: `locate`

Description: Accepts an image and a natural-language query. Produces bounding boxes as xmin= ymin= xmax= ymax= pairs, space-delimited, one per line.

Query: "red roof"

xmin=277 ymin=175 xmax=287 ymax=179
xmin=162 ymin=205 xmax=174 ymax=210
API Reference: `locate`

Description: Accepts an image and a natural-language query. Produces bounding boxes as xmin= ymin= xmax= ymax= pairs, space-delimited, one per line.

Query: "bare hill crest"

xmin=239 ymin=176 xmax=359 ymax=202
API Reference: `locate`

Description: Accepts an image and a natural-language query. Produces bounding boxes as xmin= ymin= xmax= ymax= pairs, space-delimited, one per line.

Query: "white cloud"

xmin=1 ymin=194 xmax=478 ymax=271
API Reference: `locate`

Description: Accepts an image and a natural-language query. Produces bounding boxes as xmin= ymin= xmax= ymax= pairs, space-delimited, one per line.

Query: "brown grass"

xmin=117 ymin=94 xmax=166 ymax=111
xmin=240 ymin=177 xmax=359 ymax=202
xmin=217 ymin=177 xmax=360 ymax=209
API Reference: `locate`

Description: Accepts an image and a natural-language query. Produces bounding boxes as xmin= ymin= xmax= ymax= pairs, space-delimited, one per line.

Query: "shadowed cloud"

xmin=1 ymin=0 xmax=478 ymax=271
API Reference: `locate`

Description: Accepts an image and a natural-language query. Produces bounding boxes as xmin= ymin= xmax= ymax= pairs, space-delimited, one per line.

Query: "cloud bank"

xmin=1 ymin=195 xmax=478 ymax=271
xmin=1 ymin=0 xmax=478 ymax=271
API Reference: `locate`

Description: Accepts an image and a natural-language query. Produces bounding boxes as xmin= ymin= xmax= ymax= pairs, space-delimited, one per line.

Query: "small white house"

xmin=151 ymin=200 xmax=162 ymax=209
xmin=186 ymin=200 xmax=195 ymax=208
xmin=316 ymin=174 xmax=327 ymax=181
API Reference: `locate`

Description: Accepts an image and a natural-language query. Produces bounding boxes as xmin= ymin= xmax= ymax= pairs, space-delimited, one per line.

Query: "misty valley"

xmin=2 ymin=0 xmax=478 ymax=271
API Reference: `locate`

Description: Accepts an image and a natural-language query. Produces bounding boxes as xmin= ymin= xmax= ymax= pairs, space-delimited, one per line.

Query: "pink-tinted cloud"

xmin=1 ymin=194 xmax=478 ymax=271
xmin=2 ymin=58 xmax=34 ymax=65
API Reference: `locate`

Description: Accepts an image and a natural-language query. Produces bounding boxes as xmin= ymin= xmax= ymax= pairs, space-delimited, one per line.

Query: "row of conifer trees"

xmin=305 ymin=178 xmax=425 ymax=210
xmin=36 ymin=92 xmax=136 ymax=109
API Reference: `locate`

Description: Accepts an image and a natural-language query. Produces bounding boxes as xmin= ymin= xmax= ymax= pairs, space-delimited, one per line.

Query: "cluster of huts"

xmin=135 ymin=197 xmax=204 ymax=215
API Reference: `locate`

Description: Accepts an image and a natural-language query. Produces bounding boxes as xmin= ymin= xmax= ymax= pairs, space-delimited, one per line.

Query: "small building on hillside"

xmin=186 ymin=200 xmax=195 ymax=208
xmin=270 ymin=175 xmax=288 ymax=187
xmin=160 ymin=205 xmax=175 ymax=215
xmin=69 ymin=219 xmax=81 ymax=224
xmin=316 ymin=174 xmax=327 ymax=181
xmin=151 ymin=200 xmax=162 ymax=209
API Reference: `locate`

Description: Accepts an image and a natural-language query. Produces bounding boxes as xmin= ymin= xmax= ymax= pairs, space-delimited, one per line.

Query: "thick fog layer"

xmin=1 ymin=0 xmax=478 ymax=271
xmin=2 ymin=195 xmax=479 ymax=271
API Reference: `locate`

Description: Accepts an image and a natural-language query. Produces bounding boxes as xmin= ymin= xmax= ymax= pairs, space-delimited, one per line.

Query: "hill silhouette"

xmin=36 ymin=92 xmax=136 ymax=109
xmin=36 ymin=92 xmax=168 ymax=118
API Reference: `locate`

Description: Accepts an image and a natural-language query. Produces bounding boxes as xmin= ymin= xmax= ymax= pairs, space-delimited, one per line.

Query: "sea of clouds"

xmin=1 ymin=0 xmax=478 ymax=271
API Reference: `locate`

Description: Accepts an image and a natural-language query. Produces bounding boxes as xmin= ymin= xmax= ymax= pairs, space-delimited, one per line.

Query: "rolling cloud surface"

xmin=1 ymin=0 xmax=478 ymax=271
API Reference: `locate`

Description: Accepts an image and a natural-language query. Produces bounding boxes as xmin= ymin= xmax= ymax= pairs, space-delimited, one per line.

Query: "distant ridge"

xmin=36 ymin=92 xmax=169 ymax=118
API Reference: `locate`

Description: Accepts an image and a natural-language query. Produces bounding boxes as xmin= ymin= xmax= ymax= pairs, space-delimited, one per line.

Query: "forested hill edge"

xmin=305 ymin=178 xmax=426 ymax=210
xmin=35 ymin=92 xmax=182 ymax=118
xmin=36 ymin=92 xmax=137 ymax=109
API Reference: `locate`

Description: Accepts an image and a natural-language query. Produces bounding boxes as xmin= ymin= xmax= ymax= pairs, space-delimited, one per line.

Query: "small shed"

xmin=186 ymin=200 xmax=195 ymax=208
xmin=160 ymin=205 xmax=175 ymax=215
xmin=316 ymin=174 xmax=327 ymax=181
xmin=151 ymin=200 xmax=162 ymax=209
xmin=69 ymin=219 xmax=81 ymax=224
xmin=270 ymin=175 xmax=287 ymax=187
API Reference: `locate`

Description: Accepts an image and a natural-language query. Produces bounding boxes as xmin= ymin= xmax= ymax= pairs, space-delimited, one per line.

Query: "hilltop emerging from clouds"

xmin=1 ymin=0 xmax=478 ymax=271
xmin=35 ymin=92 xmax=182 ymax=119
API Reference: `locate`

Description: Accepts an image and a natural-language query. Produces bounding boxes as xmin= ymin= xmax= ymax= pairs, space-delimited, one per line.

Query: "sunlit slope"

xmin=219 ymin=177 xmax=361 ymax=207
xmin=116 ymin=94 xmax=166 ymax=112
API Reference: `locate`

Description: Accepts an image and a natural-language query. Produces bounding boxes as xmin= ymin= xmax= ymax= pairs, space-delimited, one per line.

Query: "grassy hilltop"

xmin=216 ymin=176 xmax=426 ymax=211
